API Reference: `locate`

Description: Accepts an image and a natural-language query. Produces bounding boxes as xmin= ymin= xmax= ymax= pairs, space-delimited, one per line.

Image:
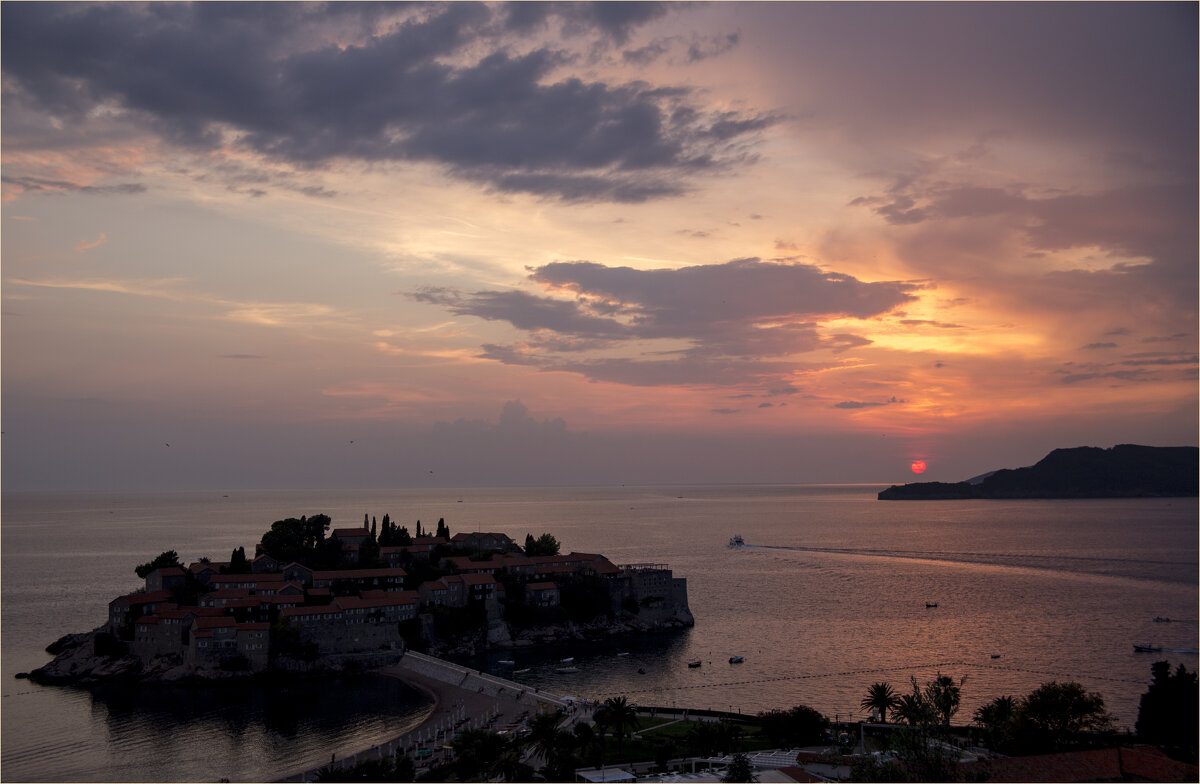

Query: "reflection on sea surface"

xmin=9 ymin=675 xmax=430 ymax=783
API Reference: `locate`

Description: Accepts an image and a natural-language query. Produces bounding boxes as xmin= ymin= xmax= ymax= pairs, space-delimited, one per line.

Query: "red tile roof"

xmin=118 ymin=590 xmax=174 ymax=605
xmin=970 ymin=745 xmax=1199 ymax=782
xmin=311 ymin=568 xmax=406 ymax=580
xmin=281 ymin=605 xmax=341 ymax=618
xmin=335 ymin=591 xmax=420 ymax=610
xmin=208 ymin=573 xmax=286 ymax=585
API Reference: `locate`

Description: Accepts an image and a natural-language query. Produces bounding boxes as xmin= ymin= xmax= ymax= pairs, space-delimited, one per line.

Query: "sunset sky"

xmin=3 ymin=2 xmax=1196 ymax=491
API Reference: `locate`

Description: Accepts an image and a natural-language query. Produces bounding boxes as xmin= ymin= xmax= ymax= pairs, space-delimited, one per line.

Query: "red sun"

xmin=910 ymin=460 xmax=927 ymax=474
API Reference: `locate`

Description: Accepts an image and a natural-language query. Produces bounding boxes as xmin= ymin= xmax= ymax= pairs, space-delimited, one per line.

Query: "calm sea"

xmin=2 ymin=486 xmax=1196 ymax=782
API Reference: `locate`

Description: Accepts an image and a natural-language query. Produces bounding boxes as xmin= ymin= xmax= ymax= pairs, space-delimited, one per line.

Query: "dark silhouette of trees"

xmin=258 ymin=515 xmax=337 ymax=568
xmin=134 ymin=550 xmax=182 ymax=579
xmin=756 ymin=705 xmax=826 ymax=747
xmin=722 ymin=752 xmax=756 ymax=783
xmin=861 ymin=682 xmax=900 ymax=723
xmin=227 ymin=546 xmax=250 ymax=574
xmin=435 ymin=518 xmax=450 ymax=539
xmin=601 ymin=696 xmax=639 ymax=751
xmin=1136 ymin=661 xmax=1198 ymax=762
xmin=524 ymin=532 xmax=561 ymax=556
xmin=1016 ymin=680 xmax=1112 ymax=753
xmin=973 ymin=694 xmax=1017 ymax=751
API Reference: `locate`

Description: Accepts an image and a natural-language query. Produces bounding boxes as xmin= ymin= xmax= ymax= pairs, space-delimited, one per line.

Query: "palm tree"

xmin=894 ymin=692 xmax=929 ymax=726
xmin=925 ymin=673 xmax=966 ymax=726
xmin=602 ymin=696 xmax=640 ymax=751
xmin=861 ymin=682 xmax=900 ymax=723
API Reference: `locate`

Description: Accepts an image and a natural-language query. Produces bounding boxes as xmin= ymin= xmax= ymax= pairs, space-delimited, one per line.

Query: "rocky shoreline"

xmin=23 ymin=610 xmax=694 ymax=687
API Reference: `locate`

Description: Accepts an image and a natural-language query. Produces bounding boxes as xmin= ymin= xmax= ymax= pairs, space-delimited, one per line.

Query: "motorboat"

xmin=729 ymin=655 xmax=744 ymax=664
xmin=687 ymin=660 xmax=702 ymax=668
xmin=925 ymin=602 xmax=939 ymax=608
xmin=990 ymin=654 xmax=1001 ymax=659
xmin=728 ymin=534 xmax=745 ymax=548
xmin=1133 ymin=643 xmax=1164 ymax=653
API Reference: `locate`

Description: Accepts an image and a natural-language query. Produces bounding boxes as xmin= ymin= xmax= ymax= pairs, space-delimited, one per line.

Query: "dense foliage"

xmin=1136 ymin=661 xmax=1198 ymax=763
xmin=134 ymin=550 xmax=182 ymax=579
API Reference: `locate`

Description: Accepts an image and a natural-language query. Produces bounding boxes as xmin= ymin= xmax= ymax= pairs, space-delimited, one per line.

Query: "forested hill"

xmin=878 ymin=444 xmax=1199 ymax=500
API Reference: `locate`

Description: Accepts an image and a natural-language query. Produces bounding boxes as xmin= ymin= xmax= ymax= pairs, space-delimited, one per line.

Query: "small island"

xmin=27 ymin=514 xmax=692 ymax=685
xmin=879 ymin=444 xmax=1199 ymax=500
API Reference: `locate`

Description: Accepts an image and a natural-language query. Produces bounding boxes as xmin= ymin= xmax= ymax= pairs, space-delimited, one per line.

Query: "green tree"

xmin=722 ymin=752 xmax=756 ymax=783
xmin=922 ymin=673 xmax=965 ymax=727
xmin=756 ymin=705 xmax=827 ymax=747
xmin=973 ymin=695 xmax=1018 ymax=752
xmin=601 ymin=696 xmax=639 ymax=751
xmin=227 ymin=546 xmax=250 ymax=574
xmin=1017 ymin=681 xmax=1112 ymax=753
xmin=861 ymin=682 xmax=900 ymax=723
xmin=524 ymin=532 xmax=561 ymax=556
xmin=1136 ymin=661 xmax=1198 ymax=762
xmin=134 ymin=550 xmax=182 ymax=579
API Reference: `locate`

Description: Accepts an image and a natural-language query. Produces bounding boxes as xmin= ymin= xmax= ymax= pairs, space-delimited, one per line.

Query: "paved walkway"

xmin=278 ymin=652 xmax=570 ymax=782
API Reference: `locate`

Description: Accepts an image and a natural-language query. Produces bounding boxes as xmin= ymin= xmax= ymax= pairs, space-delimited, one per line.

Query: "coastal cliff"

xmin=879 ymin=444 xmax=1199 ymax=500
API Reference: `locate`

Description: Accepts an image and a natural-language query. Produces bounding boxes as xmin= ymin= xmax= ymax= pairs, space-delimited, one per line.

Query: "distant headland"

xmin=879 ymin=444 xmax=1199 ymax=500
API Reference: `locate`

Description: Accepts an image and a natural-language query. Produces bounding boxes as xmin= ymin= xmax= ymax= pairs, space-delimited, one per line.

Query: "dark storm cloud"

xmin=416 ymin=258 xmax=911 ymax=388
xmin=411 ymin=288 xmax=629 ymax=338
xmin=1 ymin=2 xmax=768 ymax=203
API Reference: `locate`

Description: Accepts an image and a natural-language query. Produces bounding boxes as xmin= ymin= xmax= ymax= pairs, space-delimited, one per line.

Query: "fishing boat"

xmin=728 ymin=534 xmax=745 ymax=548
xmin=687 ymin=660 xmax=702 ymax=668
xmin=729 ymin=655 xmax=744 ymax=664
xmin=1133 ymin=643 xmax=1164 ymax=653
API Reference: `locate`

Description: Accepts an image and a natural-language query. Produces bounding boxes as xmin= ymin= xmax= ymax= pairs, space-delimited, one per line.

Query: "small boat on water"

xmin=498 ymin=659 xmax=515 ymax=665
xmin=514 ymin=668 xmax=531 ymax=674
xmin=637 ymin=668 xmax=646 ymax=675
xmin=729 ymin=655 xmax=744 ymax=664
xmin=687 ymin=660 xmax=702 ymax=668
xmin=560 ymin=657 xmax=575 ymax=663
xmin=617 ymin=652 xmax=630 ymax=657
xmin=990 ymin=654 xmax=1001 ymax=659
xmin=556 ymin=666 xmax=580 ymax=673
xmin=728 ymin=534 xmax=745 ymax=548
xmin=1154 ymin=616 xmax=1172 ymax=623
xmin=1134 ymin=643 xmax=1164 ymax=653
xmin=925 ymin=602 xmax=939 ymax=608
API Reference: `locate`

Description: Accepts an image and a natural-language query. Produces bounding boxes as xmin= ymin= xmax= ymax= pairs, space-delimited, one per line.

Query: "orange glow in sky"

xmin=0 ymin=3 xmax=1195 ymax=490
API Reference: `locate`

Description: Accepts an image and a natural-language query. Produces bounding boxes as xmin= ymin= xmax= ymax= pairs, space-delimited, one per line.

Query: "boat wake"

xmin=741 ymin=543 xmax=1194 ymax=583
